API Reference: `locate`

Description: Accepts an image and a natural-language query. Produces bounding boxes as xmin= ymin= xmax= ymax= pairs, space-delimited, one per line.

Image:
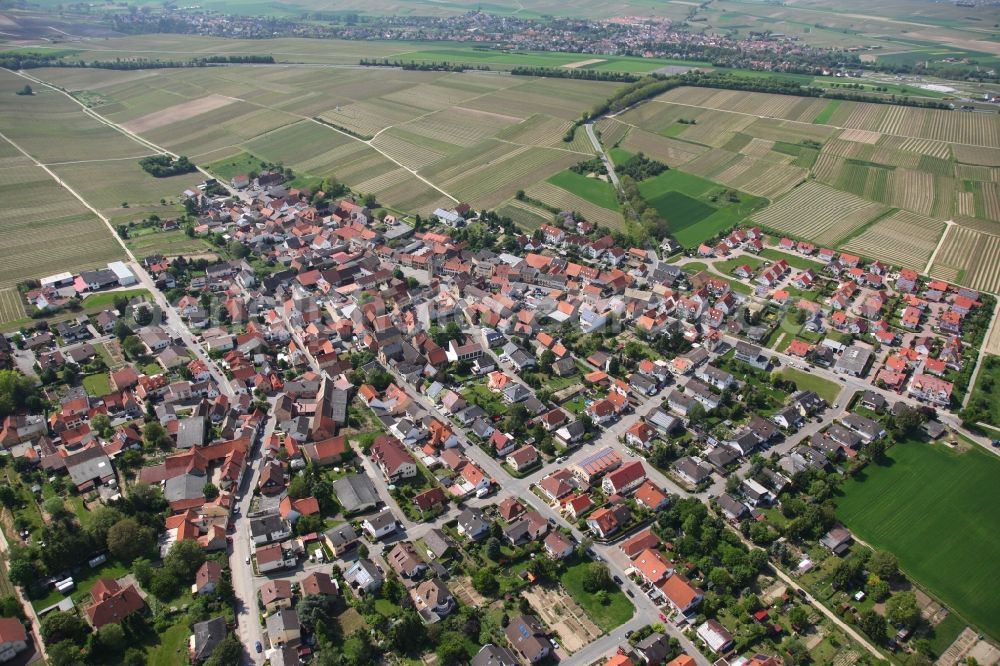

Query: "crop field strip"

xmin=652 ymin=86 xmax=1000 ymax=149
xmin=524 ymin=182 xmax=625 ymax=229
xmin=840 ymin=210 xmax=946 ymax=270
xmin=751 ymin=181 xmax=889 ymax=246
xmin=619 ymin=128 xmax=706 ymax=167
xmin=0 ymin=289 xmax=25 ymax=325
xmin=929 ymin=224 xmax=1000 ymax=293
xmin=495 ymin=199 xmax=554 ymax=230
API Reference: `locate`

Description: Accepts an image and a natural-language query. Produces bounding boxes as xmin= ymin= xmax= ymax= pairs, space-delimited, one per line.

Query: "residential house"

xmin=505 ymin=615 xmax=551 ymax=664
xmin=387 ymin=542 xmax=428 ymax=578
xmin=323 ymin=524 xmax=360 ymax=557
xmin=85 ymin=579 xmax=145 ymax=628
xmin=543 ymin=532 xmax=574 ymax=560
xmin=696 ymin=619 xmax=734 ymax=654
xmin=361 ymin=508 xmax=398 ymax=540
xmin=602 ymin=460 xmax=647 ymax=495
xmin=660 ymin=574 xmax=703 ymax=615
xmin=265 ymin=609 xmax=300 ymax=648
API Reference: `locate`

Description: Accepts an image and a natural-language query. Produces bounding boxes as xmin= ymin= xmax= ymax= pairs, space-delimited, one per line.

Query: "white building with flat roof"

xmin=107 ymin=261 xmax=136 ymax=286
xmin=40 ymin=272 xmax=74 ymax=288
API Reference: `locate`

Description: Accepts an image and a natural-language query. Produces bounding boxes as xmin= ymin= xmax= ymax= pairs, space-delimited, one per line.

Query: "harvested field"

xmin=525 ymin=181 xmax=624 ymax=228
xmin=839 ymin=128 xmax=881 ymax=144
xmin=122 ymin=94 xmax=235 ymax=133
xmin=562 ymin=58 xmax=606 ymax=68
xmin=953 ymin=145 xmax=1000 ymax=167
xmin=752 ymin=181 xmax=888 ymax=246
xmin=840 ymin=209 xmax=945 ymax=269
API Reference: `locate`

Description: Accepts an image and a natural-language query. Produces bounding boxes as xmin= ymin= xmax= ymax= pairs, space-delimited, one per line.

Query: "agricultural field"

xmin=23 ymin=64 xmax=622 ymax=217
xmin=0 ymin=145 xmax=124 ymax=295
xmin=616 ymin=86 xmax=1000 ymax=290
xmin=523 ymin=182 xmax=624 ymax=229
xmin=929 ymin=225 xmax=1000 ymax=293
xmin=837 ymin=439 xmax=1000 ymax=641
xmin=751 ymin=181 xmax=889 ymax=246
xmin=546 ymin=170 xmax=619 ymax=211
xmin=840 ymin=210 xmax=946 ymax=270
xmin=638 ymin=169 xmax=767 ymax=248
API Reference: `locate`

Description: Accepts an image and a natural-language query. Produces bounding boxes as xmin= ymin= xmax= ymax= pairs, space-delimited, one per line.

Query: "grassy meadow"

xmin=836 ymin=439 xmax=1000 ymax=640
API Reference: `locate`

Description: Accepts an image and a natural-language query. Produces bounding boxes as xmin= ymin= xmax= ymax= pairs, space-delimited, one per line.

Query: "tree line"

xmin=359 ymin=58 xmax=491 ymax=72
xmin=0 ymin=52 xmax=274 ymax=71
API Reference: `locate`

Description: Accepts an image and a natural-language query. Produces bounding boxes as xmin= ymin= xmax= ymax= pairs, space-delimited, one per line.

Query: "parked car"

xmin=255 ymin=642 xmax=263 ymax=654
xmin=613 ymin=575 xmax=623 ymax=584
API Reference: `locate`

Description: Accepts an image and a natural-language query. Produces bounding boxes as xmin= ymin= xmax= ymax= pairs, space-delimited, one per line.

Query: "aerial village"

xmin=0 ymin=168 xmax=993 ymax=666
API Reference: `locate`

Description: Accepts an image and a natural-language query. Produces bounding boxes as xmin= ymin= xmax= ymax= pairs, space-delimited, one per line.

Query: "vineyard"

xmin=751 ymin=181 xmax=888 ymax=246
xmin=930 ymin=225 xmax=1000 ymax=293
xmin=840 ymin=210 xmax=946 ymax=270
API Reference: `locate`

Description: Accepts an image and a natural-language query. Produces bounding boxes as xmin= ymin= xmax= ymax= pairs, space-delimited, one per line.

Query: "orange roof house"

xmin=85 ymin=579 xmax=145 ymax=628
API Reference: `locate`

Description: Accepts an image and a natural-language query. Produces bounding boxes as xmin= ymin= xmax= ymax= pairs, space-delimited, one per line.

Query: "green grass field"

xmin=547 ymin=169 xmax=620 ymax=211
xmin=964 ymin=355 xmax=1000 ymax=428
xmin=812 ymin=100 xmax=841 ymax=124
xmin=204 ymin=150 xmax=268 ymax=181
xmin=836 ymin=439 xmax=1000 ymax=640
xmin=759 ymin=248 xmax=826 ymax=270
xmin=82 ymin=374 xmax=112 ymax=397
xmin=560 ymin=560 xmax=634 ymax=632
xmin=608 ymin=147 xmax=633 ymax=166
xmin=775 ymin=367 xmax=841 ymax=404
xmin=639 ymin=169 xmax=766 ymax=248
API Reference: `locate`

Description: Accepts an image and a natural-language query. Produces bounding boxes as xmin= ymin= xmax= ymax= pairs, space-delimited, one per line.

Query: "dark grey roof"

xmin=333 ymin=474 xmax=379 ymax=512
xmin=191 ymin=617 xmax=227 ymax=661
xmin=472 ymin=645 xmax=519 ymax=666
xmin=249 ymin=511 xmax=287 ymax=537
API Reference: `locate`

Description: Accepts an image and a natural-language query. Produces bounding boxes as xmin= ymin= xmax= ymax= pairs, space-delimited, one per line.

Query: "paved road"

xmin=383 ymin=364 xmax=711 ymax=666
xmin=584 ymin=122 xmax=620 ymax=190
xmin=229 ymin=403 xmax=276 ymax=664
